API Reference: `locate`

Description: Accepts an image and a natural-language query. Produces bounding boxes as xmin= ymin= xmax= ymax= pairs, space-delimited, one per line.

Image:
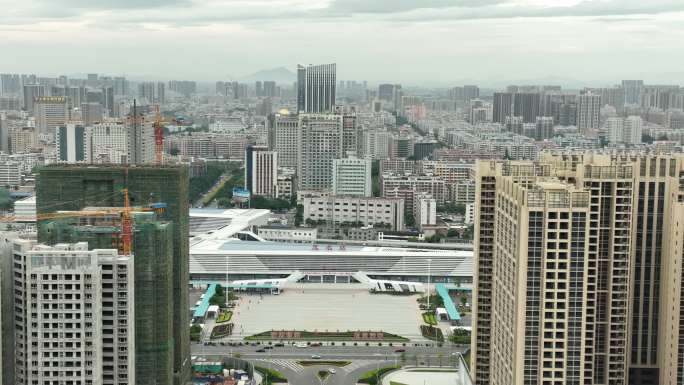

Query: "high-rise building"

xmin=332 ymin=156 xmax=372 ymax=197
xmin=1 ymin=73 xmax=22 ymax=95
xmin=606 ymin=116 xmax=642 ymax=146
xmin=378 ymin=84 xmax=395 ymax=101
xmin=81 ymin=102 xmax=104 ymax=125
xmin=127 ymin=104 xmax=156 ymax=164
xmin=414 ymin=193 xmax=437 ymax=228
xmin=297 ymin=63 xmax=336 ymax=113
xmin=622 ymin=80 xmax=644 ymax=105
xmin=9 ymin=127 xmax=36 ymax=154
xmin=35 ymin=96 xmax=68 ymax=135
xmin=297 ymin=114 xmax=343 ymax=191
xmin=0 ymin=161 xmax=21 ymax=186
xmin=493 ymin=92 xmax=514 ymax=124
xmin=245 ymin=145 xmax=278 ymax=197
xmin=138 ymin=82 xmax=165 ymax=104
xmin=362 ymin=129 xmax=390 ymax=160
xmin=335 ymin=105 xmax=359 ymax=156
xmin=90 ymin=122 xmax=129 ymax=163
xmin=56 ymin=123 xmax=88 ymax=162
xmin=168 ymin=80 xmax=196 ymax=97
xmin=472 ymin=153 xmax=684 ymax=385
xmin=22 ymin=84 xmax=46 ymax=112
xmin=577 ymin=92 xmax=601 ymax=133
xmin=102 ymin=85 xmax=115 ymax=115
xmin=535 ymin=116 xmax=554 ymax=140
xmin=263 ymin=81 xmax=277 ymax=98
xmin=10 ymin=240 xmax=135 ymax=385
xmin=513 ymin=92 xmax=541 ymax=123
xmin=268 ymin=112 xmax=299 ymax=168
xmin=36 ymin=165 xmax=191 ymax=385
xmin=113 ymin=77 xmax=128 ymax=96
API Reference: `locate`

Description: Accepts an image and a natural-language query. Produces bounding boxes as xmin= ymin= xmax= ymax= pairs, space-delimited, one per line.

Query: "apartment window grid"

xmin=566 ymin=212 xmax=586 ymax=385
xmin=524 ymin=211 xmax=543 ymax=385
xmin=474 ymin=176 xmax=496 ymax=384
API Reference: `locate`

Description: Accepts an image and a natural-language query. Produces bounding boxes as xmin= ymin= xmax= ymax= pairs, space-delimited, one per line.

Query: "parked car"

xmin=274 ymin=343 xmax=285 ymax=347
xmin=310 ymin=343 xmax=322 ymax=347
xmin=311 ymin=354 xmax=321 ymax=359
xmin=255 ymin=348 xmax=266 ymax=353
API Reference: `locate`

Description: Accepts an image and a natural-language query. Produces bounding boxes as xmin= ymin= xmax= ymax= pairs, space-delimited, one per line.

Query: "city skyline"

xmin=1 ymin=0 xmax=684 ymax=84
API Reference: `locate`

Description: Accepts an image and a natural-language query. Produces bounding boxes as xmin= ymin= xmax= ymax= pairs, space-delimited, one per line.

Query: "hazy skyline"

xmin=1 ymin=0 xmax=683 ymax=85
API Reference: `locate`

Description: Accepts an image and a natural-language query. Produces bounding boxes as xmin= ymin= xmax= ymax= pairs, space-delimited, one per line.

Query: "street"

xmin=192 ymin=344 xmax=469 ymax=384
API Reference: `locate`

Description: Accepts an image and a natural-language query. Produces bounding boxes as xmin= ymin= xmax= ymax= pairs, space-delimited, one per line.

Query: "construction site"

xmin=34 ymin=164 xmax=192 ymax=385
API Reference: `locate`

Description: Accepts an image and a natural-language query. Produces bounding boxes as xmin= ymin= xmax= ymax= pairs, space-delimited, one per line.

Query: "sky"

xmin=1 ymin=0 xmax=683 ymax=86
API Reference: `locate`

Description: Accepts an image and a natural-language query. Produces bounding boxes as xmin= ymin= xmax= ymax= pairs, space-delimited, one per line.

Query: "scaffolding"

xmin=35 ymin=164 xmax=191 ymax=385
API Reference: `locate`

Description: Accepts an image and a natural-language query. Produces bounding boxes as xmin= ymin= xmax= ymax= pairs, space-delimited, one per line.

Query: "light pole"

xmin=426 ymin=258 xmax=432 ymax=310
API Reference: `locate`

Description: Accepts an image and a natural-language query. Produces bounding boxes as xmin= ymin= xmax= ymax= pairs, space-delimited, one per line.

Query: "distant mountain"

xmin=239 ymin=67 xmax=296 ymax=84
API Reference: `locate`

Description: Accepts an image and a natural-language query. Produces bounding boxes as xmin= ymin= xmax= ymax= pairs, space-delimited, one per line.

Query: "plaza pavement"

xmin=230 ymin=283 xmax=425 ymax=340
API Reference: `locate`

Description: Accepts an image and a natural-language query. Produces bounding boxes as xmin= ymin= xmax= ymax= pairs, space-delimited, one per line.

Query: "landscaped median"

xmin=421 ymin=312 xmax=437 ymax=326
xmin=245 ymin=330 xmax=409 ymax=342
xmin=210 ymin=323 xmax=234 ymax=339
xmin=419 ymin=325 xmax=444 ymax=343
xmin=216 ymin=310 xmax=232 ymax=324
xmin=254 ymin=366 xmax=287 ymax=385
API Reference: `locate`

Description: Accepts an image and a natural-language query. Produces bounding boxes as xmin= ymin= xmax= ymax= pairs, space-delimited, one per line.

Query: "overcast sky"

xmin=1 ymin=0 xmax=683 ymax=86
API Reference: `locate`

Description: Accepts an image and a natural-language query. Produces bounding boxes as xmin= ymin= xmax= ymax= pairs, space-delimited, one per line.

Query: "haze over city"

xmin=2 ymin=0 xmax=684 ymax=84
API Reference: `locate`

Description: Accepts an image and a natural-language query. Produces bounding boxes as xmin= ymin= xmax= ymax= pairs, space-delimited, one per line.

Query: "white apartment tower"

xmin=269 ymin=113 xmax=299 ymax=168
xmin=11 ymin=240 xmax=135 ymax=385
xmin=606 ymin=116 xmax=642 ymax=146
xmin=332 ymin=156 xmax=372 ymax=197
xmin=245 ymin=145 xmax=278 ymax=198
xmin=90 ymin=122 xmax=129 ymax=164
xmin=577 ymin=92 xmax=602 ymax=133
xmin=297 ymin=114 xmax=343 ymax=191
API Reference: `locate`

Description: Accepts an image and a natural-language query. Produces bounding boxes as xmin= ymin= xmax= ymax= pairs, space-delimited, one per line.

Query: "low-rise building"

xmin=257 ymin=226 xmax=317 ymax=243
xmin=303 ymin=195 xmax=405 ymax=231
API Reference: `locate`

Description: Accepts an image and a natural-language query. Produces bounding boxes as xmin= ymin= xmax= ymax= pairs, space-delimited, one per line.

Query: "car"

xmin=310 ymin=343 xmax=322 ymax=347
xmin=264 ymin=346 xmax=273 ymax=349
xmin=394 ymin=348 xmax=406 ymax=353
xmin=311 ymin=355 xmax=321 ymax=359
xmin=295 ymin=343 xmax=308 ymax=348
xmin=250 ymin=343 xmax=257 ymax=347
xmin=328 ymin=368 xmax=336 ymax=374
xmin=255 ymin=348 xmax=266 ymax=353
xmin=274 ymin=343 xmax=285 ymax=347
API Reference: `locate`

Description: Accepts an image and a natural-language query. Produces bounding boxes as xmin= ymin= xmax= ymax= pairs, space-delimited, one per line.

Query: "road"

xmin=192 ymin=344 xmax=469 ymax=384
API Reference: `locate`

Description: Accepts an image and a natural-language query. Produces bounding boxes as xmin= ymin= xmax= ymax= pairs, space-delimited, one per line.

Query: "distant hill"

xmin=239 ymin=67 xmax=296 ymax=84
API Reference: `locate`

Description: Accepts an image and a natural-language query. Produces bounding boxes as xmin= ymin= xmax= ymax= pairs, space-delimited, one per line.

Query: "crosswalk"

xmin=253 ymin=359 xmax=381 ymax=374
xmin=254 ymin=359 xmax=304 ymax=373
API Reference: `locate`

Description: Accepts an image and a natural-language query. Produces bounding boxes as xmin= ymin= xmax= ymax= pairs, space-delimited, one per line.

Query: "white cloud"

xmin=0 ymin=0 xmax=682 ymax=84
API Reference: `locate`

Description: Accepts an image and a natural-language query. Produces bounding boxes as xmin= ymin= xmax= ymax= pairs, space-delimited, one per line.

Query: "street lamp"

xmin=426 ymin=259 xmax=432 ymax=310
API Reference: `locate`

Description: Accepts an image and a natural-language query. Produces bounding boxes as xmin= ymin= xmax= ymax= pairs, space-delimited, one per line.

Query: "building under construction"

xmin=36 ymin=164 xmax=191 ymax=385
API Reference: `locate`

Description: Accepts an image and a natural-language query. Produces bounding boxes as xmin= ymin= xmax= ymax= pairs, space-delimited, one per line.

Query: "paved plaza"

xmin=230 ymin=283 xmax=425 ymax=340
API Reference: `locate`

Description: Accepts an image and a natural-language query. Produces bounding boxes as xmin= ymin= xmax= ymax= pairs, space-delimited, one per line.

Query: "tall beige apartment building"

xmin=472 ymin=152 xmax=684 ymax=385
